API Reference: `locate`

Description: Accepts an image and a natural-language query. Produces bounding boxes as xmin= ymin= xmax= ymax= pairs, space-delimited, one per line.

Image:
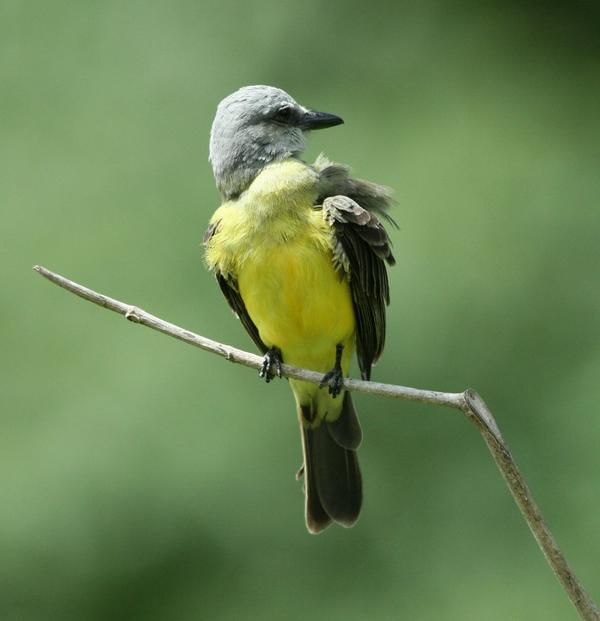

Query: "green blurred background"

xmin=2 ymin=1 xmax=599 ymax=619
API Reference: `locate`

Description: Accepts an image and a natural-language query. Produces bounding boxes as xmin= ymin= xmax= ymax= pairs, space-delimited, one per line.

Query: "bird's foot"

xmin=319 ymin=344 xmax=344 ymax=398
xmin=259 ymin=347 xmax=283 ymax=383
xmin=320 ymin=368 xmax=344 ymax=397
xmin=296 ymin=464 xmax=304 ymax=480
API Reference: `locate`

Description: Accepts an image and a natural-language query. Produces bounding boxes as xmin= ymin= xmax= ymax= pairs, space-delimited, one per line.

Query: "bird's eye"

xmin=272 ymin=105 xmax=295 ymax=124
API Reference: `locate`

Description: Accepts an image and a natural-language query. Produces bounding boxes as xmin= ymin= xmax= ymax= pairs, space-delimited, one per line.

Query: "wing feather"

xmin=322 ymin=195 xmax=395 ymax=380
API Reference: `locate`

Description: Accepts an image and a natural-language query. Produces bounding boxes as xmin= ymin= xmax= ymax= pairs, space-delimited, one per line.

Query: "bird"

xmin=204 ymin=85 xmax=395 ymax=533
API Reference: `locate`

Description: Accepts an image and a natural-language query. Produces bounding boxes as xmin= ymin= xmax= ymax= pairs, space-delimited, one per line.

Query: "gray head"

xmin=209 ymin=85 xmax=343 ymax=200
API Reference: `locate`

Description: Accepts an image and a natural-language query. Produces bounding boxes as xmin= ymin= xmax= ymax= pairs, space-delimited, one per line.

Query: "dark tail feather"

xmin=326 ymin=393 xmax=362 ymax=450
xmin=307 ymin=425 xmax=362 ymax=527
xmin=300 ymin=426 xmax=332 ymax=534
xmin=300 ymin=398 xmax=363 ymax=533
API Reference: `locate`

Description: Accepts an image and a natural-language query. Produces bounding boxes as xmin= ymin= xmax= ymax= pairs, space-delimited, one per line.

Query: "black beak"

xmin=298 ymin=109 xmax=344 ymax=130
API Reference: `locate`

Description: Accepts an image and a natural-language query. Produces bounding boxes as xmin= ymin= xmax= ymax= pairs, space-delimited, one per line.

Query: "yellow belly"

xmin=238 ymin=235 xmax=355 ymax=374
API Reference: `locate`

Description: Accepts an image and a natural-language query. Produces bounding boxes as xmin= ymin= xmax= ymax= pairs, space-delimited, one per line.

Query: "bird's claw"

xmin=319 ymin=343 xmax=344 ymax=398
xmin=319 ymin=367 xmax=344 ymax=398
xmin=259 ymin=347 xmax=283 ymax=383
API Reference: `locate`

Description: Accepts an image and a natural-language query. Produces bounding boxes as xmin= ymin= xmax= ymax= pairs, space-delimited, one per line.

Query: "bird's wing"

xmin=322 ymin=194 xmax=395 ymax=380
xmin=203 ymin=221 xmax=268 ymax=354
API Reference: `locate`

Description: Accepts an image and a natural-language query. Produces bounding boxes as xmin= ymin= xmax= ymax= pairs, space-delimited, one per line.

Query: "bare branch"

xmin=32 ymin=265 xmax=464 ymax=408
xmin=34 ymin=265 xmax=599 ymax=621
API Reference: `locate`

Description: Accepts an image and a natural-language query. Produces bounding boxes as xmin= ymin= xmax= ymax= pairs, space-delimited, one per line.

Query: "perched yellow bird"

xmin=204 ymin=86 xmax=395 ymax=533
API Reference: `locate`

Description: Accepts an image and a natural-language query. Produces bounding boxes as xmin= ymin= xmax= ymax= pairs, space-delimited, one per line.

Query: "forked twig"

xmin=34 ymin=265 xmax=599 ymax=621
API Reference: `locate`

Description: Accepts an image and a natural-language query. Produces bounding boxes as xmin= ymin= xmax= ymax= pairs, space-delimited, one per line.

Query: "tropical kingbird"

xmin=204 ymin=85 xmax=395 ymax=533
